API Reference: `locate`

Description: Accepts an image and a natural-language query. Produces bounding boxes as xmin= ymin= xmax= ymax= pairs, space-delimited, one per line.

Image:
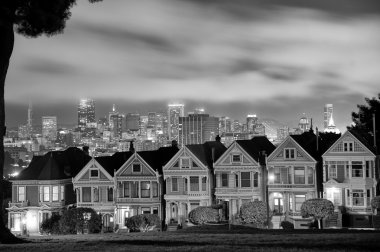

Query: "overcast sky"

xmin=5 ymin=0 xmax=380 ymax=131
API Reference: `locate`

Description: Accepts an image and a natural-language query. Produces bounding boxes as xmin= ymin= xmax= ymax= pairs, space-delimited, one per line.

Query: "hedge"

xmin=239 ymin=201 xmax=268 ymax=228
xmin=280 ymin=220 xmax=294 ymax=230
xmin=40 ymin=214 xmax=61 ymax=235
xmin=126 ymin=214 xmax=160 ymax=232
xmin=188 ymin=206 xmax=219 ymax=225
xmin=371 ymin=196 xmax=380 ymax=210
xmin=59 ymin=207 xmax=102 ymax=234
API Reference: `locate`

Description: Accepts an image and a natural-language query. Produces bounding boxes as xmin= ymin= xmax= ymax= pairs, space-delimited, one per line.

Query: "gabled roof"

xmin=203 ymin=140 xmax=227 ymax=167
xmin=138 ymin=151 xmax=160 ymax=172
xmin=349 ymin=129 xmax=377 ymax=154
xmin=186 ymin=144 xmax=208 ymax=166
xmin=16 ymin=147 xmax=91 ymax=180
xmin=95 ymin=156 xmax=117 ymax=176
xmin=236 ymin=136 xmax=276 ymax=163
xmin=156 ymin=146 xmax=179 ymax=168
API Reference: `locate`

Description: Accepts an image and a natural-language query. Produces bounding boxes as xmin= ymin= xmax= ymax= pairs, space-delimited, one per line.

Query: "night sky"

xmin=5 ymin=0 xmax=380 ymax=131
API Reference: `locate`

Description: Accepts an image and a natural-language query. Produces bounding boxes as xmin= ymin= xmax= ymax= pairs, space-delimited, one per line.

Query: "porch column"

xmin=283 ymin=193 xmax=288 ymax=213
xmin=166 ymin=203 xmax=171 ymax=224
xmin=178 ymin=203 xmax=183 ymax=224
xmin=150 ymin=181 xmax=153 ymax=198
xmin=187 ymin=176 xmax=190 ymax=192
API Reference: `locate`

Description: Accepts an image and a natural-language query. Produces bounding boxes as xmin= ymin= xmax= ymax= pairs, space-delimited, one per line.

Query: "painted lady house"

xmin=214 ymin=136 xmax=275 ymax=222
xmin=72 ymin=155 xmax=119 ymax=232
xmin=7 ymin=148 xmax=90 ymax=235
xmin=163 ymin=140 xmax=226 ymax=225
xmin=267 ymin=133 xmax=319 ymax=228
xmin=322 ymin=130 xmax=378 ymax=227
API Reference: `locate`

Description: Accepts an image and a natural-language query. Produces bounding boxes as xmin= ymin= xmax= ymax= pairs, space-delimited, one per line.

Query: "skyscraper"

xmin=324 ymin=104 xmax=333 ymax=130
xmin=42 ymin=116 xmax=57 ymax=141
xmin=246 ymin=114 xmax=258 ymax=133
xmin=78 ymin=98 xmax=96 ymax=130
xmin=126 ymin=113 xmax=140 ymax=132
xmin=27 ymin=102 xmax=33 ymax=136
xmin=168 ymin=104 xmax=184 ymax=141
xmin=179 ymin=113 xmax=219 ymax=146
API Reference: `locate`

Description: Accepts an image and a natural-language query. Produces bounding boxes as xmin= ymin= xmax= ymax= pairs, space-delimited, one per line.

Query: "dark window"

xmin=82 ymin=187 xmax=91 ymax=202
xmin=108 ymin=188 xmax=113 ymax=202
xmin=352 ymin=161 xmax=363 ymax=177
xmin=232 ymin=154 xmax=241 ymax=162
xmin=133 ymin=164 xmax=141 ymax=173
xmin=171 ymin=177 xmax=178 ymax=192
xmin=221 ymin=173 xmax=228 ymax=187
xmin=123 ymin=182 xmax=130 ymax=197
xmin=90 ymin=169 xmax=99 ymax=177
xmin=253 ymin=172 xmax=258 ymax=187
xmin=131 ymin=182 xmax=139 ymax=198
xmin=190 ymin=176 xmax=199 ymax=191
xmin=294 ymin=167 xmax=305 ymax=184
xmin=241 ymin=172 xmax=251 ymax=188
xmin=202 ymin=177 xmax=207 ymax=191
xmin=152 ymin=182 xmax=158 ymax=197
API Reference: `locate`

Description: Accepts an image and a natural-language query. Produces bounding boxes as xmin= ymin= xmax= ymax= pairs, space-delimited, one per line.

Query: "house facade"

xmin=267 ymin=135 xmax=318 ymax=228
xmin=114 ymin=151 xmax=162 ymax=229
xmin=322 ymin=130 xmax=377 ymax=227
xmin=7 ymin=148 xmax=89 ymax=235
xmin=72 ymin=157 xmax=116 ymax=231
xmin=163 ymin=145 xmax=213 ymax=225
xmin=214 ymin=137 xmax=275 ymax=221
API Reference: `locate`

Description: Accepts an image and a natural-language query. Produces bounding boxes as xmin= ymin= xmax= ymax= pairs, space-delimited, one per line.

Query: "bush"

xmin=371 ymin=196 xmax=380 ymax=210
xmin=40 ymin=214 xmax=61 ymax=234
xmin=280 ymin=220 xmax=294 ymax=230
xmin=126 ymin=214 xmax=160 ymax=232
xmin=239 ymin=201 xmax=268 ymax=228
xmin=59 ymin=207 xmax=102 ymax=234
xmin=188 ymin=206 xmax=219 ymax=225
xmin=301 ymin=198 xmax=334 ymax=229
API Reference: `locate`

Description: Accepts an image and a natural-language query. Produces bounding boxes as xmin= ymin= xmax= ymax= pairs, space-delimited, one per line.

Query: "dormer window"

xmin=90 ymin=169 xmax=99 ymax=178
xmin=181 ymin=158 xmax=190 ymax=169
xmin=284 ymin=148 xmax=296 ymax=159
xmin=343 ymin=141 xmax=354 ymax=152
xmin=231 ymin=154 xmax=241 ymax=163
xmin=132 ymin=164 xmax=141 ymax=173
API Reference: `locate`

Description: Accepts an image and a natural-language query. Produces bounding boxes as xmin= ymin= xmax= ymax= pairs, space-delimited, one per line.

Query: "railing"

xmin=186 ymin=192 xmax=209 ymax=197
xmin=39 ymin=201 xmax=66 ymax=207
xmin=77 ymin=202 xmax=114 ymax=207
xmin=116 ymin=197 xmax=160 ymax=203
xmin=215 ymin=188 xmax=259 ymax=194
xmin=268 ymin=184 xmax=315 ymax=189
xmin=8 ymin=201 xmax=29 ymax=208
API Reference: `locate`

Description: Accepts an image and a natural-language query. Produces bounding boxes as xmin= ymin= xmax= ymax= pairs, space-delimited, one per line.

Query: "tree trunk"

xmin=0 ymin=20 xmax=24 ymax=244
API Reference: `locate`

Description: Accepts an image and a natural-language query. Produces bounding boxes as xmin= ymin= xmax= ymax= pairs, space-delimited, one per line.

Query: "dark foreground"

xmin=1 ymin=225 xmax=379 ymax=252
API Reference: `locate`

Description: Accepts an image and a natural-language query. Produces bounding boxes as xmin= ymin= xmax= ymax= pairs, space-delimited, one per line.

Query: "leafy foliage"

xmin=239 ymin=201 xmax=268 ymax=227
xmin=40 ymin=214 xmax=61 ymax=235
xmin=59 ymin=207 xmax=101 ymax=234
xmin=349 ymin=93 xmax=380 ymax=149
xmin=188 ymin=206 xmax=219 ymax=225
xmin=371 ymin=196 xmax=380 ymax=210
xmin=301 ymin=199 xmax=334 ymax=220
xmin=280 ymin=220 xmax=294 ymax=230
xmin=125 ymin=214 xmax=160 ymax=232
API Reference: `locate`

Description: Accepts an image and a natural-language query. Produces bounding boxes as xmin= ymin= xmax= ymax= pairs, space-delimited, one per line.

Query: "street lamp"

xmin=266 ymin=174 xmax=274 ymax=229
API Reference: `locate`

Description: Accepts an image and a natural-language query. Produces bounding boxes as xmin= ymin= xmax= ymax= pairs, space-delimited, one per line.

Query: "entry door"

xmin=274 ymin=198 xmax=283 ymax=214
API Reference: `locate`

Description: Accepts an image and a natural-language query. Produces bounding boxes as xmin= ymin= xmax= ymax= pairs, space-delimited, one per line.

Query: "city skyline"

xmin=5 ymin=0 xmax=380 ymax=131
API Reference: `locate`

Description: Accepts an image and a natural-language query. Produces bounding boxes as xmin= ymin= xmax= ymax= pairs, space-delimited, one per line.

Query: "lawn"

xmin=1 ymin=225 xmax=379 ymax=252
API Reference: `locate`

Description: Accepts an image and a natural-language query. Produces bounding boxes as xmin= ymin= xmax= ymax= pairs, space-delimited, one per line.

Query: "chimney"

xmin=130 ymin=141 xmax=135 ymax=153
xmin=259 ymin=150 xmax=266 ymax=165
xmin=316 ymin=127 xmax=319 ymax=152
xmin=171 ymin=140 xmax=178 ymax=149
xmin=83 ymin=146 xmax=89 ymax=156
xmin=215 ymin=135 xmax=221 ymax=142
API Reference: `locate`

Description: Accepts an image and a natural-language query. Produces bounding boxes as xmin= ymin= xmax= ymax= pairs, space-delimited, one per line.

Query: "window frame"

xmin=343 ymin=141 xmax=354 ymax=152
xmin=141 ymin=181 xmax=151 ymax=198
xmin=17 ymin=186 xmax=25 ymax=202
xmin=43 ymin=186 xmax=50 ymax=202
xmin=231 ymin=154 xmax=241 ymax=163
xmin=132 ymin=163 xmax=142 ymax=173
xmin=294 ymin=167 xmax=305 ymax=184
xmin=352 ymin=189 xmax=364 ymax=206
xmin=221 ymin=173 xmax=228 ymax=187
xmin=90 ymin=169 xmax=99 ymax=178
xmin=171 ymin=177 xmax=178 ymax=192
xmin=240 ymin=172 xmax=251 ymax=188
xmin=351 ymin=161 xmax=363 ymax=178
xmin=180 ymin=158 xmax=191 ymax=169
xmin=52 ymin=186 xmax=59 ymax=202
xmin=284 ymin=148 xmax=296 ymax=160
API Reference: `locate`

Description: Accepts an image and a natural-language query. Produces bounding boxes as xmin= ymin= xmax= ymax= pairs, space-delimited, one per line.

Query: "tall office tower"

xmin=42 ymin=116 xmax=57 ymax=141
xmin=194 ymin=108 xmax=205 ymax=114
xmin=148 ymin=112 xmax=156 ymax=129
xmin=232 ymin=120 xmax=241 ymax=133
xmin=108 ymin=104 xmax=118 ymax=129
xmin=26 ymin=102 xmax=33 ymax=137
xmin=253 ymin=123 xmax=266 ymax=136
xmin=168 ymin=104 xmax=184 ymax=141
xmin=78 ymin=98 xmax=96 ymax=130
xmin=126 ymin=113 xmax=140 ymax=132
xmin=298 ymin=113 xmax=309 ymax=133
xmin=277 ymin=126 xmax=290 ymax=141
xmin=18 ymin=125 xmax=28 ymax=139
xmin=246 ymin=114 xmax=258 ymax=133
xmin=155 ymin=112 xmax=165 ymax=135
xmin=139 ymin=115 xmax=148 ymax=136
xmin=179 ymin=114 xmax=219 ymax=146
xmin=324 ymin=104 xmax=333 ymax=130
xmin=219 ymin=116 xmax=232 ymax=135
xmin=110 ymin=113 xmax=124 ymax=138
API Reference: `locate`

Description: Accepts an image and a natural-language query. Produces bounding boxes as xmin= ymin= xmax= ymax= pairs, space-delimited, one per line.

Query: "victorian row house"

xmin=7 ymin=131 xmax=379 ymax=234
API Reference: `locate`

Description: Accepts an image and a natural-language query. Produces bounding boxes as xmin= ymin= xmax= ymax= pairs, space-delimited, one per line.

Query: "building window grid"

xmin=295 ymin=195 xmax=306 ymax=212
xmin=190 ymin=176 xmax=199 ymax=191
xmin=141 ymin=181 xmax=151 ymax=198
xmin=284 ymin=148 xmax=296 ymax=159
xmin=352 ymin=161 xmax=363 ymax=177
xmin=241 ymin=172 xmax=251 ymax=188
xmin=43 ymin=186 xmax=50 ymax=202
xmin=253 ymin=172 xmax=258 ymax=187
xmin=221 ymin=173 xmax=228 ymax=187
xmin=202 ymin=177 xmax=207 ymax=191
xmin=307 ymin=167 xmax=314 ymax=184
xmin=343 ymin=141 xmax=354 ymax=152
xmin=367 ymin=189 xmax=371 ymax=207
xmin=52 ymin=186 xmax=59 ymax=202
xmin=352 ymin=189 xmax=364 ymax=206
xmin=346 ymin=189 xmax=350 ymax=206
xmin=294 ymin=167 xmax=305 ymax=184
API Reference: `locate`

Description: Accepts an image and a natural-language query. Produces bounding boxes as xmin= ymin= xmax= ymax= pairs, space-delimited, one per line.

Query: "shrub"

xmin=188 ymin=206 xmax=219 ymax=225
xmin=239 ymin=201 xmax=268 ymax=228
xmin=59 ymin=207 xmax=102 ymax=234
xmin=371 ymin=196 xmax=380 ymax=210
xmin=301 ymin=198 xmax=334 ymax=229
xmin=40 ymin=214 xmax=61 ymax=235
xmin=280 ymin=220 xmax=294 ymax=230
xmin=126 ymin=214 xmax=160 ymax=232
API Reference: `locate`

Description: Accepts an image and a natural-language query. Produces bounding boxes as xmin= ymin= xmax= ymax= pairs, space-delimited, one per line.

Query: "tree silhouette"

xmin=0 ymin=0 xmax=101 ymax=243
xmin=349 ymin=93 xmax=380 ymax=153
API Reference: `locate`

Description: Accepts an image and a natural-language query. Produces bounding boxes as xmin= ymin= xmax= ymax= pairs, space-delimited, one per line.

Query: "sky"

xmin=5 ymin=0 xmax=380 ymax=131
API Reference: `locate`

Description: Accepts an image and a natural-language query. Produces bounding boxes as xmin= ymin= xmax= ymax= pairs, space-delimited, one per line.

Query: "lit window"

xmin=190 ymin=176 xmax=199 ymax=191
xmin=352 ymin=190 xmax=364 ymax=206
xmin=132 ymin=164 xmax=141 ymax=173
xmin=141 ymin=181 xmax=150 ymax=198
xmin=18 ymin=187 xmax=25 ymax=202
xmin=90 ymin=169 xmax=99 ymax=178
xmin=328 ymin=162 xmax=337 ymax=179
xmin=284 ymin=148 xmax=295 ymax=159
xmin=152 ymin=182 xmax=158 ymax=197
xmin=232 ymin=154 xmax=241 ymax=163
xmin=307 ymin=167 xmax=314 ymax=184
xmin=294 ymin=167 xmax=305 ymax=184
xmin=82 ymin=187 xmax=91 ymax=202
xmin=43 ymin=186 xmax=50 ymax=202
xmin=295 ymin=195 xmax=306 ymax=211
xmin=60 ymin=185 xmax=65 ymax=201
xmin=93 ymin=187 xmax=99 ymax=202
xmin=352 ymin=161 xmax=363 ymax=177
xmin=10 ymin=213 xmax=21 ymax=232
xmin=52 ymin=186 xmax=59 ymax=202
